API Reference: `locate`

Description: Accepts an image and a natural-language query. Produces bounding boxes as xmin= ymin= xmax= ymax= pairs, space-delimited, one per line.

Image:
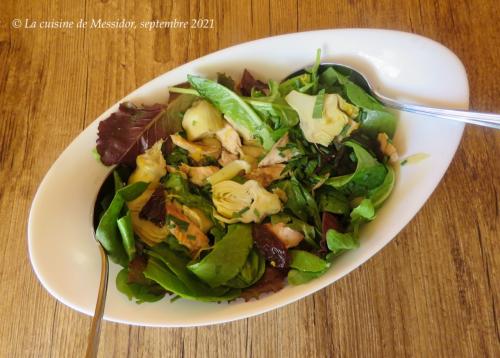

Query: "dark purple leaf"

xmin=96 ymin=102 xmax=166 ymax=166
xmin=240 ymin=266 xmax=286 ymax=301
xmin=139 ymin=187 xmax=166 ymax=227
xmin=252 ymin=224 xmax=290 ymax=269
xmin=238 ymin=69 xmax=268 ymax=96
xmin=318 ymin=212 xmax=344 ymax=256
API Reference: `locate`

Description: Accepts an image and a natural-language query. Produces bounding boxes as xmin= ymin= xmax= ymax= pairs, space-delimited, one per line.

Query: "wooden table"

xmin=1 ymin=1 xmax=498 ymax=357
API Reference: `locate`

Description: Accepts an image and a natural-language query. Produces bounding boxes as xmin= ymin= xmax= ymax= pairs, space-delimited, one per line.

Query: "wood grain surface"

xmin=1 ymin=0 xmax=499 ymax=357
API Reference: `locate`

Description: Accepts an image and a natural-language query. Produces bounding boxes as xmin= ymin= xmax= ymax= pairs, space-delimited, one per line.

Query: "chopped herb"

xmin=253 ymin=208 xmax=261 ymax=218
xmin=232 ymin=206 xmax=251 ymax=218
xmin=187 ymin=234 xmax=197 ymax=241
xmin=400 ymin=159 xmax=408 ymax=166
xmin=168 ymin=215 xmax=190 ymax=232
xmin=312 ymin=89 xmax=325 ymax=119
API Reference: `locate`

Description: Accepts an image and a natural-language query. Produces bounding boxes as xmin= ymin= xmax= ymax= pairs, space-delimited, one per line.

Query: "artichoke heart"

xmin=285 ymin=91 xmax=359 ymax=146
xmin=182 ymin=100 xmax=225 ymax=141
xmin=127 ymin=141 xmax=169 ymax=246
xmin=212 ymin=180 xmax=282 ymax=223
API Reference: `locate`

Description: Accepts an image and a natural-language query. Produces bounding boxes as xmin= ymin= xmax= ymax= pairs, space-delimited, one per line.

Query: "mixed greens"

xmin=94 ymin=51 xmax=399 ymax=303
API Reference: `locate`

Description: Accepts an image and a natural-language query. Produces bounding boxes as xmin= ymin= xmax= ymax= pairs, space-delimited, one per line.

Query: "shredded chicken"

xmin=245 ymin=164 xmax=285 ymax=187
xmin=215 ymin=123 xmax=242 ymax=155
xmin=377 ymin=132 xmax=399 ymax=163
xmin=264 ymin=222 xmax=304 ymax=249
xmin=165 ymin=202 xmax=209 ymax=256
xmin=179 ymin=163 xmax=219 ymax=186
xmin=218 ymin=149 xmax=238 ymax=166
xmin=258 ymin=133 xmax=295 ymax=167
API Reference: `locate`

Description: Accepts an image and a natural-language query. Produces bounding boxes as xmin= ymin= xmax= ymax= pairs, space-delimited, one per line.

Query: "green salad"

xmin=94 ymin=51 xmax=399 ymax=303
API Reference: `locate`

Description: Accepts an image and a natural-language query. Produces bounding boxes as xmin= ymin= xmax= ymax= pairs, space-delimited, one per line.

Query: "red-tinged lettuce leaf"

xmin=128 ymin=254 xmax=149 ymax=285
xmin=238 ymin=69 xmax=268 ymax=96
xmin=96 ymin=102 xmax=169 ymax=166
xmin=252 ymin=224 xmax=290 ymax=269
xmin=240 ymin=266 xmax=286 ymax=301
xmin=319 ymin=212 xmax=344 ymax=256
xmin=139 ymin=187 xmax=166 ymax=227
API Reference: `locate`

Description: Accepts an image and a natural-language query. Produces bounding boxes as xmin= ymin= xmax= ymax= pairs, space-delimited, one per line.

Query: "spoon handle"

xmin=376 ymin=94 xmax=500 ymax=130
xmin=85 ymin=244 xmax=109 ymax=358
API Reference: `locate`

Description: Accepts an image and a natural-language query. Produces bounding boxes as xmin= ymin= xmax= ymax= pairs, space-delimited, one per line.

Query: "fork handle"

xmin=376 ymin=94 xmax=500 ymax=130
xmin=85 ymin=244 xmax=109 ymax=358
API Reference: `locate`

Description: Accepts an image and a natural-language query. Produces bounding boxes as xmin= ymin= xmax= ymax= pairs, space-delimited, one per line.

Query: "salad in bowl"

xmin=93 ymin=52 xmax=398 ymax=304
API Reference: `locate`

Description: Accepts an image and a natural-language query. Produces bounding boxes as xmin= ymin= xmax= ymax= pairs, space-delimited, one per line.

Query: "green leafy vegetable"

xmin=312 ymin=89 xmax=326 ymax=119
xmin=289 ymin=250 xmax=329 ymax=272
xmin=245 ymin=80 xmax=299 ymax=130
xmin=163 ymin=172 xmax=213 ymax=219
xmin=276 ymin=177 xmax=321 ymax=228
xmin=287 ymin=269 xmax=327 ymax=285
xmin=326 ymin=229 xmax=359 ymax=255
xmin=188 ymin=224 xmax=253 ymax=287
xmin=369 ymin=165 xmax=395 ymax=208
xmin=96 ymin=181 xmax=149 ymax=267
xmin=226 ymin=249 xmax=266 ymax=288
xmin=187 ymin=75 xmax=275 ymax=150
xmin=270 ymin=214 xmax=318 ymax=248
xmin=166 ymin=93 xmax=198 ymax=129
xmin=326 ymin=140 xmax=387 ymax=196
xmin=116 ymin=268 xmax=165 ymax=303
xmin=117 ymin=211 xmax=136 ymax=261
xmin=317 ymin=187 xmax=350 ymax=215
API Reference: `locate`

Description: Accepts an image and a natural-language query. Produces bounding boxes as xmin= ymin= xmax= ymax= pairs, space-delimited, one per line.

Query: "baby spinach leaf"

xmin=350 ymin=198 xmax=375 ymax=222
xmin=96 ymin=181 xmax=149 ymax=267
xmin=368 ymin=165 xmax=395 ymax=208
xmin=287 ymin=269 xmax=327 ymax=285
xmin=245 ymin=81 xmax=299 ymax=129
xmin=116 ymin=268 xmax=165 ymax=303
xmin=117 ymin=211 xmax=136 ymax=261
xmin=360 ymin=109 xmax=397 ymax=139
xmin=187 ymin=75 xmax=275 ymax=150
xmin=147 ymin=245 xmax=229 ymax=297
xmin=317 ymin=187 xmax=350 ymax=215
xmin=276 ymin=177 xmax=321 ymax=228
xmin=144 ymin=257 xmax=241 ymax=302
xmin=326 ymin=140 xmax=387 ymax=197
xmin=289 ymin=250 xmax=329 ymax=272
xmin=188 ymin=224 xmax=253 ymax=287
xmin=166 ymin=93 xmax=197 ymax=129
xmin=226 ymin=249 xmax=266 ymax=288
xmin=326 ymin=229 xmax=359 ymax=254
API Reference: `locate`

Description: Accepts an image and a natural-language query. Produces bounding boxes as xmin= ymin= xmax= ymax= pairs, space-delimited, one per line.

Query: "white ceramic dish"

xmin=28 ymin=29 xmax=468 ymax=327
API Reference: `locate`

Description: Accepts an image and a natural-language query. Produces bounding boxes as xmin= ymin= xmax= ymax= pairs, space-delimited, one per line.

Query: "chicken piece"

xmin=218 ymin=149 xmax=238 ymax=167
xmin=170 ymin=134 xmax=221 ymax=162
xmin=166 ymin=202 xmax=209 ymax=256
xmin=245 ymin=164 xmax=286 ymax=188
xmin=215 ymin=123 xmax=242 ymax=155
xmin=377 ymin=132 xmax=399 ymax=163
xmin=263 ymin=222 xmax=304 ymax=249
xmin=258 ymin=133 xmax=296 ymax=167
xmin=179 ymin=163 xmax=219 ymax=186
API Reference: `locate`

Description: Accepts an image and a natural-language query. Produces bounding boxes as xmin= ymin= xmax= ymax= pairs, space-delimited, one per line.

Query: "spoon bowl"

xmin=285 ymin=63 xmax=500 ymax=129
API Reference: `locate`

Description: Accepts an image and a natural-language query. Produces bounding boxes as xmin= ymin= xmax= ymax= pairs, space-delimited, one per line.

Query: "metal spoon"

xmin=285 ymin=64 xmax=500 ymax=130
xmin=85 ymin=243 xmax=108 ymax=358
xmin=85 ymin=173 xmax=113 ymax=358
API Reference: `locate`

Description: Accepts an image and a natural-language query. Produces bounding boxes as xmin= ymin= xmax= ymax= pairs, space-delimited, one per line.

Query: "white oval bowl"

xmin=28 ymin=29 xmax=468 ymax=327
